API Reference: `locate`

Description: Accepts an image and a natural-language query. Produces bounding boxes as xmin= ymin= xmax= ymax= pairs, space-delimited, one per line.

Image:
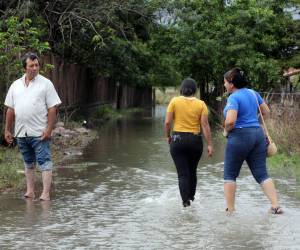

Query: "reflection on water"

xmin=0 ymin=105 xmax=300 ymax=249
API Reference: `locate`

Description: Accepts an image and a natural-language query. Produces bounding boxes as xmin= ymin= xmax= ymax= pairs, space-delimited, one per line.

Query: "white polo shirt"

xmin=4 ymin=74 xmax=62 ymax=137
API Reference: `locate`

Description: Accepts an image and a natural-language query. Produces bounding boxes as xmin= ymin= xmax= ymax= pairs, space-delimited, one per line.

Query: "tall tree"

xmin=157 ymin=0 xmax=300 ymax=104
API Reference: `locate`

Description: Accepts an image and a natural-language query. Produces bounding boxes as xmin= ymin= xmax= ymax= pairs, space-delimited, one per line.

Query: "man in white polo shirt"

xmin=4 ymin=52 xmax=61 ymax=201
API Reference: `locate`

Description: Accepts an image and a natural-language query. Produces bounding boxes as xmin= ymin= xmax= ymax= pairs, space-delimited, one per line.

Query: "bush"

xmin=92 ymin=105 xmax=117 ymax=120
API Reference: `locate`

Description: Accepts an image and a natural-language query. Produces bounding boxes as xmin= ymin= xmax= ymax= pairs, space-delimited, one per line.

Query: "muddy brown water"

xmin=0 ymin=106 xmax=299 ymax=249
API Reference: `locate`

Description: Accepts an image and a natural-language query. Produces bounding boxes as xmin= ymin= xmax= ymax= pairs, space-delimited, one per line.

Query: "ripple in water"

xmin=0 ymin=106 xmax=299 ymax=249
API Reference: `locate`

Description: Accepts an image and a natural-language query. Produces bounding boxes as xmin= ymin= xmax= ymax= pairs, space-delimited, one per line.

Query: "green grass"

xmin=268 ymin=153 xmax=300 ymax=168
xmin=92 ymin=105 xmax=119 ymax=120
xmin=268 ymin=153 xmax=300 ymax=182
xmin=0 ymin=147 xmax=24 ymax=191
xmin=89 ymin=105 xmax=143 ymax=126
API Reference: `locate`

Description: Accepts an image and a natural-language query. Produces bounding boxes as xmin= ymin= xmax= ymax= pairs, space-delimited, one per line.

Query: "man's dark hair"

xmin=224 ymin=67 xmax=248 ymax=89
xmin=180 ymin=78 xmax=197 ymax=96
xmin=21 ymin=52 xmax=40 ymax=69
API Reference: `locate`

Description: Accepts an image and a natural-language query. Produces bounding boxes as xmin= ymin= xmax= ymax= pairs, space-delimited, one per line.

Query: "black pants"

xmin=170 ymin=132 xmax=203 ymax=203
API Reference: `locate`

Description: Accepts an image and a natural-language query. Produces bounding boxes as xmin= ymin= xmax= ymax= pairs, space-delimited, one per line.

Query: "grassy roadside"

xmin=267 ymin=153 xmax=300 ymax=199
xmin=266 ymin=102 xmax=300 ymax=183
xmin=266 ymin=152 xmax=300 ymax=183
xmin=0 ymin=147 xmax=24 ymax=192
xmin=268 ymin=154 xmax=300 ymax=181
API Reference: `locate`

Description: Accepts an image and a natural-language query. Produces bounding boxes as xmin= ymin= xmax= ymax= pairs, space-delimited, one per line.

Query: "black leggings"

xmin=170 ymin=132 xmax=203 ymax=203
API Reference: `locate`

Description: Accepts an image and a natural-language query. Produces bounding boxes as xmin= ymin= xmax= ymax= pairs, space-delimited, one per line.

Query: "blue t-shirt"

xmin=223 ymin=88 xmax=264 ymax=128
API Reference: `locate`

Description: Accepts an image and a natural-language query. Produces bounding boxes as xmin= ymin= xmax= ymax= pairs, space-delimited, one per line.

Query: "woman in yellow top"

xmin=165 ymin=78 xmax=214 ymax=207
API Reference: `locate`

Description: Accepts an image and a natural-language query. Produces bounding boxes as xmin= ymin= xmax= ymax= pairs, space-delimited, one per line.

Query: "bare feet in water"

xmin=23 ymin=192 xmax=35 ymax=199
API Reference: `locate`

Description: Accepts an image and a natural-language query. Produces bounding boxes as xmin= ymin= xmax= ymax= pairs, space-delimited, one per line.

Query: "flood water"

xmin=0 ymin=106 xmax=300 ymax=249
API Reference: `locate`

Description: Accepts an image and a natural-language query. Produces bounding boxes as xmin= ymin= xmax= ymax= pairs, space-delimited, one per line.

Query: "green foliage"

xmin=163 ymin=0 xmax=300 ymax=94
xmin=7 ymin=0 xmax=178 ymax=87
xmin=23 ymin=0 xmax=162 ymax=86
xmin=92 ymin=105 xmax=118 ymax=120
xmin=147 ymin=26 xmax=182 ymax=86
xmin=0 ymin=16 xmax=50 ymax=101
xmin=0 ymin=0 xmax=299 ymax=92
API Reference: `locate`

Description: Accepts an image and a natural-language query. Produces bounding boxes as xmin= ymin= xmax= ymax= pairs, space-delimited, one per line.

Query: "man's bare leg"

xmin=24 ymin=168 xmax=35 ymax=198
xmin=39 ymin=170 xmax=52 ymax=201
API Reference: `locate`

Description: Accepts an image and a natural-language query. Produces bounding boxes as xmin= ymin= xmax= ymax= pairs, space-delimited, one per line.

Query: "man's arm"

xmin=200 ymin=114 xmax=213 ymax=157
xmin=41 ymin=106 xmax=57 ymax=140
xmin=5 ymin=107 xmax=15 ymax=144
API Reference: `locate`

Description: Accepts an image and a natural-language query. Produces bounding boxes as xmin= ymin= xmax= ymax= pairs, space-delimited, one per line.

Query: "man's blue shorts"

xmin=17 ymin=137 xmax=53 ymax=171
xmin=224 ymin=127 xmax=269 ymax=184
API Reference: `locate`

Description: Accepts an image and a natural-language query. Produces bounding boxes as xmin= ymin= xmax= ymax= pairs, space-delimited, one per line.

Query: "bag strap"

xmin=249 ymin=89 xmax=273 ymax=143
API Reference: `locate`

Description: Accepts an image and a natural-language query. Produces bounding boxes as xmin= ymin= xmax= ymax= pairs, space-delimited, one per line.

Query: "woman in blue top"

xmin=223 ymin=67 xmax=283 ymax=214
